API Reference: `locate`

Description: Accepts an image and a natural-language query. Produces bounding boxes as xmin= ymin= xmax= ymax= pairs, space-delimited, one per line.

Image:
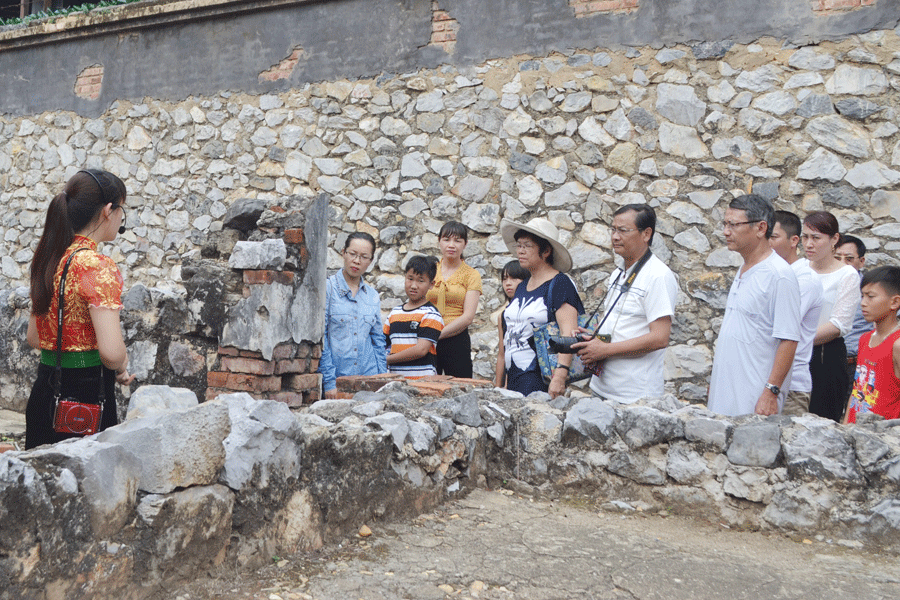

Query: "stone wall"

xmin=5 ymin=26 xmax=900 ymax=406
xmin=2 ymin=383 xmax=898 ymax=599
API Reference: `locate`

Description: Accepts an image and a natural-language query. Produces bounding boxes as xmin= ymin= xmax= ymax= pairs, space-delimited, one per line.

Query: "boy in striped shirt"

xmin=385 ymin=256 xmax=444 ymax=377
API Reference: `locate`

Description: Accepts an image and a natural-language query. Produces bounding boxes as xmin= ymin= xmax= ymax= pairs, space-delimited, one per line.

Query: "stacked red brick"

xmin=258 ymin=47 xmax=305 ymax=83
xmin=811 ymin=0 xmax=876 ymax=13
xmin=569 ymin=0 xmax=640 ymax=17
xmin=430 ymin=2 xmax=459 ymax=52
xmin=74 ymin=65 xmax=103 ymax=100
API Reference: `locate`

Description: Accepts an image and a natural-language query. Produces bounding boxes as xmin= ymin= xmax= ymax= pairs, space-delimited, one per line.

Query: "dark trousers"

xmin=25 ymin=363 xmax=118 ymax=449
xmin=435 ymin=329 xmax=473 ymax=379
xmin=809 ymin=338 xmax=849 ymax=422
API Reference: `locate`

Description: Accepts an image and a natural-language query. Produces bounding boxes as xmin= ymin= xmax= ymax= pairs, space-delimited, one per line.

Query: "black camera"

xmin=548 ymin=333 xmax=611 ymax=354
xmin=548 ymin=334 xmax=589 ymax=354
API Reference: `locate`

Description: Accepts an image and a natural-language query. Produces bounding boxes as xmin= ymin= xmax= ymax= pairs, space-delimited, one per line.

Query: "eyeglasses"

xmin=112 ymin=205 xmax=127 ymax=234
xmin=345 ymin=250 xmax=372 ymax=262
xmin=515 ymin=242 xmax=537 ymax=251
xmin=608 ymin=226 xmax=637 ymax=235
xmin=722 ymin=220 xmax=759 ymax=230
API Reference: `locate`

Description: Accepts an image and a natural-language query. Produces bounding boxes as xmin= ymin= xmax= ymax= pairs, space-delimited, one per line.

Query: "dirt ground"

xmin=157 ymin=488 xmax=900 ymax=600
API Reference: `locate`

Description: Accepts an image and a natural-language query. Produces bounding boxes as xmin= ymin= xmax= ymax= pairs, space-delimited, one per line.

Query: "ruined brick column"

xmin=206 ymin=194 xmax=327 ymax=406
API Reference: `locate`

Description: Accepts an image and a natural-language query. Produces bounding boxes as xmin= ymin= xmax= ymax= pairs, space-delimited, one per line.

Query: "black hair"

xmin=500 ymin=259 xmax=528 ymax=281
xmin=613 ymin=204 xmax=657 ymax=244
xmin=861 ymin=266 xmax=900 ymax=297
xmin=514 ymin=229 xmax=554 ymax=266
xmin=405 ymin=255 xmax=437 ymax=281
xmin=838 ymin=234 xmax=866 ymax=258
xmin=803 ymin=210 xmax=840 ymax=238
xmin=438 ymin=221 xmax=468 ymax=242
xmin=30 ymin=169 xmax=126 ymax=315
xmin=774 ymin=210 xmax=802 ymax=239
xmin=344 ymin=231 xmax=376 ymax=255
xmin=729 ymin=194 xmax=775 ymax=239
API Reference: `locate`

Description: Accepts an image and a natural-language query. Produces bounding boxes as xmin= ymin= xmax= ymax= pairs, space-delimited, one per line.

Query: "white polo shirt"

xmin=708 ymin=251 xmax=801 ymax=416
xmin=590 ymin=254 xmax=678 ymax=403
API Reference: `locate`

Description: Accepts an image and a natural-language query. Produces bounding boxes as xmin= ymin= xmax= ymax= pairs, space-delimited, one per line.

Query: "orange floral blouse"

xmin=35 ymin=236 xmax=124 ymax=352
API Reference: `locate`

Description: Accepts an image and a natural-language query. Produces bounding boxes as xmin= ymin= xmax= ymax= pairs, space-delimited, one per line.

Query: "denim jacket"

xmin=318 ymin=271 xmax=387 ymax=392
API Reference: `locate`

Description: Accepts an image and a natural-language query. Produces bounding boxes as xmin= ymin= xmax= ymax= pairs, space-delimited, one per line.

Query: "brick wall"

xmin=811 ymin=0 xmax=876 ymax=13
xmin=74 ymin=64 xmax=103 ymax=100
xmin=430 ymin=2 xmax=459 ymax=53
xmin=570 ymin=0 xmax=640 ymax=18
xmin=258 ymin=46 xmax=306 ymax=83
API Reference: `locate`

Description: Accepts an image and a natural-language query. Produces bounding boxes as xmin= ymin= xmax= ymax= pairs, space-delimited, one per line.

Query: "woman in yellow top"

xmin=426 ymin=221 xmax=483 ymax=378
xmin=25 ymin=169 xmax=135 ymax=449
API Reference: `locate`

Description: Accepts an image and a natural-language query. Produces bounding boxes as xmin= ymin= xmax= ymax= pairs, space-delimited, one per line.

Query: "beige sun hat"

xmin=500 ymin=217 xmax=573 ymax=273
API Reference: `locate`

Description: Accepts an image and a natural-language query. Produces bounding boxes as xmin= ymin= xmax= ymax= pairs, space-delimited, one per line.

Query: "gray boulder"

xmin=223 ymin=198 xmax=266 ymax=232
xmin=228 ymin=239 xmax=287 ymax=270
xmin=684 ymin=415 xmax=731 ymax=450
xmin=126 ymin=385 xmax=199 ymax=421
xmin=665 ymin=444 xmax=710 ymax=484
xmin=615 ymin=405 xmax=683 ymax=449
xmin=307 ymin=399 xmax=357 ymax=422
xmin=452 ymin=393 xmax=483 ymax=427
xmin=96 ymin=400 xmax=230 ymax=493
xmin=607 ymin=451 xmax=666 ymax=485
xmin=219 ymin=393 xmax=302 ymax=491
xmin=365 ymin=412 xmax=410 ymax=450
xmin=727 ymin=421 xmax=781 ymax=467
xmin=783 ymin=427 xmax=861 ymax=481
xmin=408 ymin=420 xmax=437 ymax=454
xmin=136 ymin=484 xmax=235 ymax=584
xmin=24 ymin=438 xmax=141 ymax=538
xmin=562 ymin=398 xmax=616 ymax=445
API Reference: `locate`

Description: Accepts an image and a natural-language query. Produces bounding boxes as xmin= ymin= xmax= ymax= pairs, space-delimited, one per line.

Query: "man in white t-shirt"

xmin=707 ymin=195 xmax=801 ymax=417
xmin=573 ymin=204 xmax=678 ymax=403
xmin=770 ymin=210 xmax=823 ymax=416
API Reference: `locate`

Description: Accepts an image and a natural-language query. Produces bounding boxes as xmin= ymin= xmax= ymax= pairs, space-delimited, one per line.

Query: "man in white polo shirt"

xmin=708 ymin=195 xmax=801 ymax=417
xmin=573 ymin=204 xmax=678 ymax=403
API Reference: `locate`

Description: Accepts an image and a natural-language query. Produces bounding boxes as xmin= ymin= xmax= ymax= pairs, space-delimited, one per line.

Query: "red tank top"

xmin=847 ymin=328 xmax=900 ymax=423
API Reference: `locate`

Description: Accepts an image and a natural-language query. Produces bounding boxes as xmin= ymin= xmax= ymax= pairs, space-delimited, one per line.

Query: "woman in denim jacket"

xmin=319 ymin=232 xmax=387 ymax=398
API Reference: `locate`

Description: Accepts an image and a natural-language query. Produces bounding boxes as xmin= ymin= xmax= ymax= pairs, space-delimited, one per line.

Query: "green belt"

xmin=41 ymin=349 xmax=102 ymax=368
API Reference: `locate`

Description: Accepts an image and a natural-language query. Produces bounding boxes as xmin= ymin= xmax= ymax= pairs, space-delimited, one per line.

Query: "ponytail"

xmin=30 ymin=192 xmax=74 ymax=314
xmin=29 ymin=170 xmax=127 ymax=315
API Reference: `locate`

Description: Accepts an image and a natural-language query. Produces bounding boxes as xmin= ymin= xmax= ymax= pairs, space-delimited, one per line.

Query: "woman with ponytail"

xmin=25 ymin=169 xmax=135 ymax=449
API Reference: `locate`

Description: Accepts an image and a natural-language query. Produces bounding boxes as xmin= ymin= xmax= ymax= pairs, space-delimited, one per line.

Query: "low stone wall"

xmin=2 ymin=383 xmax=898 ymax=599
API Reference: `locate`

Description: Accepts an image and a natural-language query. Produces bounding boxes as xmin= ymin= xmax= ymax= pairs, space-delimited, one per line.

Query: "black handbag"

xmin=52 ymin=249 xmax=105 ymax=436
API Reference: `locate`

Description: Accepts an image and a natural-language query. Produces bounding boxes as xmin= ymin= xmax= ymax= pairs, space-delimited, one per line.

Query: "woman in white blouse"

xmin=801 ymin=211 xmax=860 ymax=422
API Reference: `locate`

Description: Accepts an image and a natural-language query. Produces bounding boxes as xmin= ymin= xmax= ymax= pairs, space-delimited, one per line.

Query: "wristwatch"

xmin=764 ymin=382 xmax=780 ymax=396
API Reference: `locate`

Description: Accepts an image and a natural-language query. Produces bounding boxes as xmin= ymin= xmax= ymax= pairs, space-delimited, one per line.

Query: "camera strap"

xmin=52 ymin=248 xmax=104 ymax=406
xmin=588 ymin=248 xmax=653 ymax=338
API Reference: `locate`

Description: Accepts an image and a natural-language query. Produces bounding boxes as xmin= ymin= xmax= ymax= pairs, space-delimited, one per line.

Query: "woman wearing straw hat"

xmin=499 ymin=217 xmax=584 ymax=397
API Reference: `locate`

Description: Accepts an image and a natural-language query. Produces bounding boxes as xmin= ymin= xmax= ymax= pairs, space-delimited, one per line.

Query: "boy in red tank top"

xmin=844 ymin=266 xmax=900 ymax=424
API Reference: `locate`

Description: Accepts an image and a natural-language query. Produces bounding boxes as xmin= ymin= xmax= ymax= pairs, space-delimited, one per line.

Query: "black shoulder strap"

xmin=52 ymin=248 xmax=89 ymax=400
xmin=591 ymin=249 xmax=654 ymax=336
xmin=544 ymin=273 xmax=560 ymax=322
